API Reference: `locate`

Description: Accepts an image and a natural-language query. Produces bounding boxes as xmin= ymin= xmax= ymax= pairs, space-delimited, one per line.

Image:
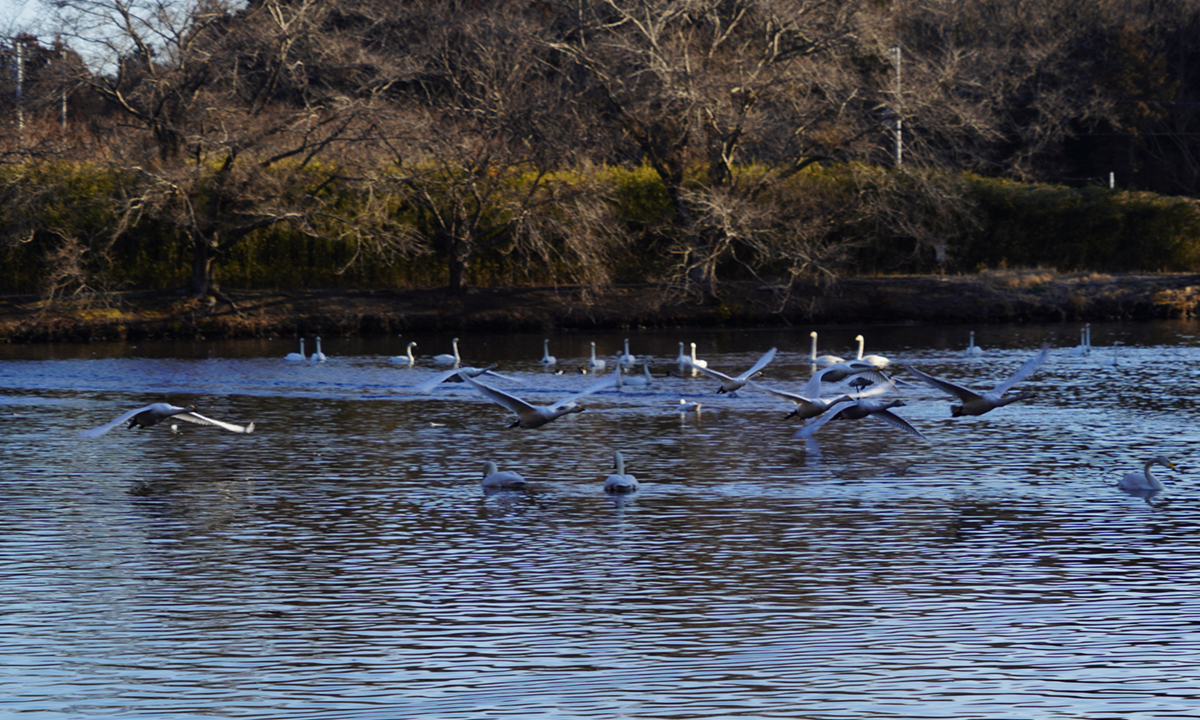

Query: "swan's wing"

xmin=690 ymin=363 xmax=735 ymax=384
xmin=736 ymin=347 xmax=778 ymax=381
xmin=903 ymin=364 xmax=982 ymax=403
xmin=992 ymin=344 xmax=1050 ymax=394
xmin=748 ymin=381 xmax=812 ymax=405
xmin=416 ymin=368 xmax=464 ymax=393
xmin=78 ymin=404 xmax=157 ymax=438
xmin=461 ymin=375 xmax=538 ymax=415
xmin=175 ymin=411 xmax=255 ymax=434
xmin=792 ymin=403 xmax=849 ymax=439
xmin=549 ymin=374 xmax=617 ymax=411
xmin=871 ymin=409 xmax=929 ymax=441
xmin=479 ymin=369 xmax=524 ymax=384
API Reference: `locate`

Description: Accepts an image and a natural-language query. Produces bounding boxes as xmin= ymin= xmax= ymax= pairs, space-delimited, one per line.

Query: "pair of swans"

xmin=1069 ymin=324 xmax=1092 ymax=356
xmin=284 ymin=337 xmax=327 ymax=362
xmin=79 ymin=403 xmax=255 ymax=438
xmin=676 ymin=342 xmax=707 ymax=376
xmin=482 ymin=450 xmax=638 ymax=494
xmin=904 ymin=344 xmax=1050 ymax=417
xmin=809 ymin=332 xmax=890 ymax=369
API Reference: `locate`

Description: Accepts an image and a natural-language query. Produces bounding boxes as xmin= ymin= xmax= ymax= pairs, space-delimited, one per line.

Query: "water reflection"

xmin=4 ymin=321 xmax=1200 ymax=718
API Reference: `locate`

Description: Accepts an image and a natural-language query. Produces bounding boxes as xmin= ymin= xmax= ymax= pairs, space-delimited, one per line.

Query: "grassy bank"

xmin=3 ymin=270 xmax=1199 ymax=344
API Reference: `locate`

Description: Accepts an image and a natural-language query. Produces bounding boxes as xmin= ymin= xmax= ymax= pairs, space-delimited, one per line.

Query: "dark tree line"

xmin=3 ymin=0 xmax=1200 ymax=300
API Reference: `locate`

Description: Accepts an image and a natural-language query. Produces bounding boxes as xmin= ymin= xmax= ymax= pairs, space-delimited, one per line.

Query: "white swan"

xmin=904 ymin=344 xmax=1050 ymax=417
xmin=854 ymin=335 xmax=890 ymax=369
xmin=809 ymin=331 xmax=844 ymax=366
xmin=389 ymin=341 xmax=417 ymax=366
xmin=285 ymin=338 xmax=306 ymax=362
xmin=603 ymin=450 xmax=639 ymax=494
xmin=539 ymin=339 xmax=557 ymax=366
xmin=310 ymin=336 xmax=327 ymax=362
xmin=1119 ymin=455 xmax=1176 ymax=491
xmin=433 ymin=338 xmax=461 ymax=366
xmin=676 ymin=342 xmax=690 ymax=370
xmin=588 ymin=341 xmax=607 ymax=372
xmin=684 ymin=342 xmax=709 ymax=377
xmin=80 ymin=403 xmax=255 ymax=438
xmin=690 ymin=347 xmax=777 ymax=395
xmin=618 ymin=339 xmax=636 ymax=368
xmin=460 ymin=371 xmax=615 ymax=428
xmin=1069 ymin=324 xmax=1091 ymax=356
xmin=965 ymin=331 xmax=984 ymax=357
xmin=794 ymin=397 xmax=927 ymax=441
xmin=482 ymin=461 xmax=526 ymax=491
xmin=752 ymin=366 xmax=893 ymax=420
xmin=618 ymin=357 xmax=654 ymax=388
xmin=678 ymin=398 xmax=702 ymax=414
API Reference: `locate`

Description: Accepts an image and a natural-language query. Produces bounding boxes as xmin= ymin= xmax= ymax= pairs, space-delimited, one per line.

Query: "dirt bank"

xmin=3 ymin=270 xmax=1200 ymax=343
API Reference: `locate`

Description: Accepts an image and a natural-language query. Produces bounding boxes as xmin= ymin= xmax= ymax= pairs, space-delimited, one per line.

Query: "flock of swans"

xmin=78 ymin=329 xmax=1177 ymax=497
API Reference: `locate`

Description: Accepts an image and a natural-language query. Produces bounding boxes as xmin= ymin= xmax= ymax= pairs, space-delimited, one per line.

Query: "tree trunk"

xmin=188 ymin=232 xmax=217 ymax=298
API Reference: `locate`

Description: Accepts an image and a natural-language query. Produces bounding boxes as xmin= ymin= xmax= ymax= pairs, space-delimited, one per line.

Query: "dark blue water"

xmin=4 ymin=321 xmax=1200 ymax=719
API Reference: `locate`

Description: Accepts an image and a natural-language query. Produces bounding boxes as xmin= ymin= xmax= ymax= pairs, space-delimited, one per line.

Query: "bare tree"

xmin=548 ymin=0 xmax=892 ymax=296
xmin=46 ymin=0 xmax=406 ymax=301
xmin=374 ymin=5 xmax=616 ymax=294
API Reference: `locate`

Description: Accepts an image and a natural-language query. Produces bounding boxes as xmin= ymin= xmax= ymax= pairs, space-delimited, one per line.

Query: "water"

xmin=4 ymin=321 xmax=1200 ymax=719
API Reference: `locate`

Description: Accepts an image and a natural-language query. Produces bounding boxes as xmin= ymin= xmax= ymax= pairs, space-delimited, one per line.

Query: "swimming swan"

xmin=540 ymin=339 xmax=557 ymax=366
xmin=80 ymin=403 xmax=255 ymax=438
xmin=285 ymin=338 xmax=306 ymax=362
xmin=965 ymin=331 xmax=984 ymax=357
xmin=691 ymin=347 xmax=777 ymax=395
xmin=482 ymin=461 xmax=527 ymax=491
xmin=618 ymin=357 xmax=654 ymax=388
xmin=619 ymin=339 xmax=636 ymax=368
xmin=809 ymin=331 xmax=844 ymax=366
xmin=794 ymin=397 xmax=927 ymax=441
xmin=311 ymin=336 xmax=327 ymax=362
xmin=1069 ymin=324 xmax=1092 ymax=356
xmin=461 ymin=371 xmax=615 ymax=429
xmin=904 ymin=345 xmax=1050 ymax=417
xmin=1119 ymin=455 xmax=1176 ymax=491
xmin=854 ymin=335 xmax=890 ymax=369
xmin=389 ymin=341 xmax=417 ymax=366
xmin=603 ymin=450 xmax=639 ymax=493
xmin=588 ymin=342 xmax=607 ymax=372
xmin=433 ymin=338 xmax=461 ymax=367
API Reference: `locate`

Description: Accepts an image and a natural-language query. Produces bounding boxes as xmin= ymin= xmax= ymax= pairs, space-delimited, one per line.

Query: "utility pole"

xmin=890 ymin=45 xmax=902 ymax=166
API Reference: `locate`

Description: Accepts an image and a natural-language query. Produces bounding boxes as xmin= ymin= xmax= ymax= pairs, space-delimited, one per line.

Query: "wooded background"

xmin=3 ymin=0 xmax=1200 ymax=303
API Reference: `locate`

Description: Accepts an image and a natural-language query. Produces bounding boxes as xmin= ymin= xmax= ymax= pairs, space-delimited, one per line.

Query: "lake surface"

xmin=4 ymin=321 xmax=1200 ymax=719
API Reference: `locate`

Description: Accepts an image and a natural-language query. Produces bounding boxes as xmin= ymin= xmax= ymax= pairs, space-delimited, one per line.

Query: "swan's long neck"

xmin=484 ymin=461 xmax=498 ymax=477
xmin=549 ymin=405 xmax=585 ymax=422
xmin=968 ymin=332 xmax=975 ymax=349
xmin=856 ymin=336 xmax=865 ymax=360
xmin=691 ymin=343 xmax=698 ymax=362
xmin=452 ymin=339 xmax=460 ymax=361
xmin=810 ymin=333 xmax=817 ymax=360
xmin=643 ymin=361 xmax=652 ymax=379
xmin=591 ymin=343 xmax=597 ymax=361
xmin=613 ymin=451 xmax=625 ymax=475
xmin=299 ymin=338 xmax=305 ymax=355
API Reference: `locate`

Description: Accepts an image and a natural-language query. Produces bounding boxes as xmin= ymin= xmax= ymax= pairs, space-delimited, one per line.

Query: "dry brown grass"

xmin=976 ymin=267 xmax=1059 ymax=289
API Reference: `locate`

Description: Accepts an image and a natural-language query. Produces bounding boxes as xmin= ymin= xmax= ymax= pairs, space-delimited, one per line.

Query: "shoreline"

xmin=3 ymin=271 xmax=1199 ymax=344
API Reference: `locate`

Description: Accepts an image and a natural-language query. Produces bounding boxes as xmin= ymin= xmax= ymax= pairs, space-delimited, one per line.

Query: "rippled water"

xmin=5 ymin=322 xmax=1200 ymax=719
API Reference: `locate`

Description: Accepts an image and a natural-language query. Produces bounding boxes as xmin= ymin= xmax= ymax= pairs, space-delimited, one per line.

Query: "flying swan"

xmin=460 ymin=371 xmax=615 ymax=429
xmin=690 ymin=347 xmax=778 ymax=395
xmin=793 ymin=397 xmax=928 ymax=441
xmin=904 ymin=344 xmax=1050 ymax=417
xmin=80 ymin=403 xmax=255 ymax=438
